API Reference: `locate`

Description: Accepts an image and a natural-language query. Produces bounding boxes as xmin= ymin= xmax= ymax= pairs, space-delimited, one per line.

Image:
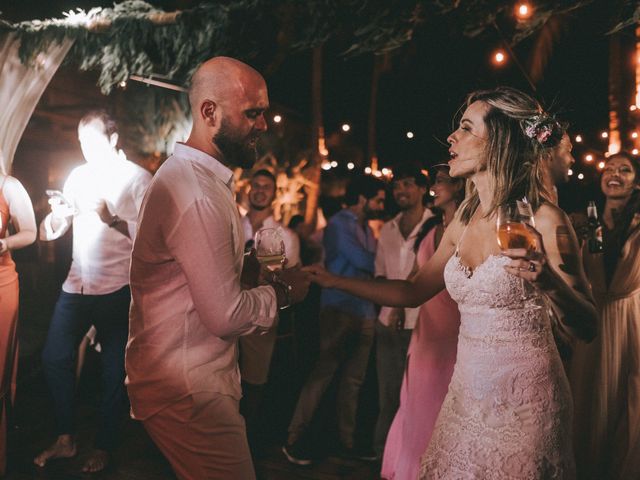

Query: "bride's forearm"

xmin=333 ymin=276 xmax=426 ymax=308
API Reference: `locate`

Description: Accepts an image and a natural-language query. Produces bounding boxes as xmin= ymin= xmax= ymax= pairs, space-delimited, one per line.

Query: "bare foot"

xmin=33 ymin=435 xmax=77 ymax=467
xmin=82 ymin=449 xmax=110 ymax=473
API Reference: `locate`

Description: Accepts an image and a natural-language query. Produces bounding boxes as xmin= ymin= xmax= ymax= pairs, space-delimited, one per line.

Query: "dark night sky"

xmin=1 ymin=0 xmax=624 ymax=197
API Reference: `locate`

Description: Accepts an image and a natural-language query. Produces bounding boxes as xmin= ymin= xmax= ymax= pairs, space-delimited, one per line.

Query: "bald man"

xmin=125 ymin=57 xmax=309 ymax=480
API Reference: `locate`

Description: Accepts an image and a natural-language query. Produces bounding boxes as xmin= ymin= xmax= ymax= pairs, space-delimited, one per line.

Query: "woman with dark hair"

xmin=380 ymin=165 xmax=464 ymax=480
xmin=572 ymin=152 xmax=640 ymax=479
xmin=305 ymin=87 xmax=597 ymax=478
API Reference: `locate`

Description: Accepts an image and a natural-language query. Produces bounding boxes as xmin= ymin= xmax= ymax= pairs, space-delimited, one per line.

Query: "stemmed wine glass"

xmin=254 ymin=227 xmax=286 ymax=271
xmin=497 ymin=198 xmax=537 ymax=296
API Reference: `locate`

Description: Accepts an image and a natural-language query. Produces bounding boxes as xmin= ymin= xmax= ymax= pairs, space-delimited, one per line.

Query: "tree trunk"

xmin=303 ymin=46 xmax=324 ymax=231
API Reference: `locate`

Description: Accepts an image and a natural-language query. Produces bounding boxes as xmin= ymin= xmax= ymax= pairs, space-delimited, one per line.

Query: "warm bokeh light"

xmin=633 ymin=149 xmax=639 ymax=155
xmin=631 ymin=105 xmax=638 ymax=111
xmin=632 ymin=131 xmax=639 ymax=139
xmin=578 ymin=173 xmax=585 ymax=180
xmin=493 ymin=50 xmax=507 ymax=65
xmin=406 ymin=131 xmax=414 ymax=139
xmin=273 ymin=114 xmax=282 ymax=123
xmin=381 ymin=168 xmax=390 ymax=176
xmin=118 ymin=80 xmax=127 ymax=88
xmin=321 ymin=162 xmax=331 ymax=171
xmin=330 ymin=160 xmax=338 ymax=168
xmin=365 ymin=166 xmax=372 ymax=174
xmin=347 ymin=162 xmax=355 ymax=170
xmin=568 ymin=169 xmax=573 ymax=176
xmin=601 ymin=131 xmax=609 ymax=139
xmin=341 ymin=123 xmax=351 ymax=132
xmin=597 ymin=161 xmax=606 ymax=169
xmin=515 ymin=3 xmax=533 ymax=19
xmin=429 ymin=190 xmax=435 ymax=197
xmin=575 ymin=135 xmax=583 ymax=143
xmin=585 ymin=154 xmax=594 ymax=162
xmin=374 ymin=170 xmax=383 ymax=178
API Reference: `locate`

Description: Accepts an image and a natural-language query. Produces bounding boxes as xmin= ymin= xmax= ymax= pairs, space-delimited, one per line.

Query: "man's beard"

xmin=213 ymin=119 xmax=258 ymax=169
xmin=364 ymin=203 xmax=383 ymax=220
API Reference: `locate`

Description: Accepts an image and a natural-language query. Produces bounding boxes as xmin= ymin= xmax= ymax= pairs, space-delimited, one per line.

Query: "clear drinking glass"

xmin=496 ymin=198 xmax=536 ymax=252
xmin=254 ymin=228 xmax=286 ymax=271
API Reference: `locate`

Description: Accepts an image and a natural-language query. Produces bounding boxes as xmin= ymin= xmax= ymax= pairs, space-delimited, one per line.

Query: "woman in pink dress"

xmin=381 ymin=165 xmax=464 ymax=480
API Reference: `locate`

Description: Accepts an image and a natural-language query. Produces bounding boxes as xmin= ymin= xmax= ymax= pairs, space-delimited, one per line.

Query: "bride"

xmin=305 ymin=87 xmax=597 ymax=478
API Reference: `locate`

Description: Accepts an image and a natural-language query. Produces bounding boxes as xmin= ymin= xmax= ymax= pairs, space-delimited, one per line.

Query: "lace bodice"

xmin=419 ymin=253 xmax=575 ymax=479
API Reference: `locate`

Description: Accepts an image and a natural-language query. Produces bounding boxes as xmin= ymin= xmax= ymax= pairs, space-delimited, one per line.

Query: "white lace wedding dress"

xmin=419 ymin=253 xmax=575 ymax=479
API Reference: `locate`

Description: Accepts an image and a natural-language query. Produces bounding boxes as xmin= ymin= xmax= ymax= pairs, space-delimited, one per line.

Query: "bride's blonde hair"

xmin=457 ymin=87 xmax=563 ymax=225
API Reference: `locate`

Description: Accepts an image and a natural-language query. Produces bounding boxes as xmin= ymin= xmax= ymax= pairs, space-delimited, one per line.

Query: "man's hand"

xmin=388 ymin=307 xmax=406 ymax=331
xmin=241 ymin=249 xmax=261 ymax=289
xmin=95 ymin=200 xmax=113 ymax=225
xmin=277 ymin=267 xmax=311 ymax=304
xmin=49 ymin=196 xmax=76 ymax=221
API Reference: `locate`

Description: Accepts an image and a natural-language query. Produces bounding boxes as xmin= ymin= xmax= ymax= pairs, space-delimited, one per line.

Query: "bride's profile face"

xmin=447 ymin=101 xmax=489 ymax=178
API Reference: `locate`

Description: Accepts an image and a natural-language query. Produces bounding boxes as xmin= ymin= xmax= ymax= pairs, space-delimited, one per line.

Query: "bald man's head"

xmin=186 ymin=57 xmax=269 ymax=168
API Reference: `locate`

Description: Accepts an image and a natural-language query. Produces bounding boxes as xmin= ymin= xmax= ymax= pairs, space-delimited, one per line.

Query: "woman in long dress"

xmin=571 ymin=152 xmax=640 ymax=479
xmin=381 ymin=165 xmax=463 ymax=480
xmin=305 ymin=86 xmax=597 ymax=478
xmin=0 ymin=174 xmax=36 ymax=474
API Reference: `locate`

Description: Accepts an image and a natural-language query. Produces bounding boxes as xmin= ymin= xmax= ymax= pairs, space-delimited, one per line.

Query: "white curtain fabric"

xmin=0 ymin=32 xmax=73 ymax=174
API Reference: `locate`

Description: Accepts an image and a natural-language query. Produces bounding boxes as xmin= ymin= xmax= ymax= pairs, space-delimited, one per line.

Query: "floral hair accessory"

xmin=523 ymin=114 xmax=559 ymax=145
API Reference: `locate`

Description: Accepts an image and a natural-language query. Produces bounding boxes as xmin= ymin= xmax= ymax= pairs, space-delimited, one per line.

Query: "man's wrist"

xmin=269 ymin=272 xmax=292 ymax=309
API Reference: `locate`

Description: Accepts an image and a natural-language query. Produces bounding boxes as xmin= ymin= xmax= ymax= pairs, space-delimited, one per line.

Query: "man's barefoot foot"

xmin=33 ymin=435 xmax=77 ymax=467
xmin=82 ymin=449 xmax=110 ymax=473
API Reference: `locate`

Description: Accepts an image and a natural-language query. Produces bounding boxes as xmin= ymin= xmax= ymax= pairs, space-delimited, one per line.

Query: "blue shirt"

xmin=321 ymin=209 xmax=377 ymax=318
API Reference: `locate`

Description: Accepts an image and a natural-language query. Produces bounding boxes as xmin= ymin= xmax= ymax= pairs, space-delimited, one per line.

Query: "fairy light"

xmin=633 ymin=149 xmax=639 ymax=155
xmin=632 ymin=131 xmax=639 ymax=139
xmin=585 ymin=154 xmax=594 ymax=162
xmin=406 ymin=131 xmax=414 ymax=139
xmin=493 ymin=50 xmax=507 ymax=65
xmin=515 ymin=3 xmax=533 ymax=20
xmin=601 ymin=131 xmax=609 ymax=139
xmin=118 ymin=80 xmax=127 ymax=88
xmin=330 ymin=160 xmax=338 ymax=168
xmin=381 ymin=168 xmax=390 ymax=176
xmin=631 ymin=105 xmax=638 ymax=111
xmin=374 ymin=170 xmax=383 ymax=178
xmin=429 ymin=190 xmax=435 ymax=197
xmin=273 ymin=115 xmax=282 ymax=123
xmin=568 ymin=169 xmax=573 ymax=176
xmin=341 ymin=123 xmax=351 ymax=132
xmin=578 ymin=173 xmax=585 ymax=180
xmin=597 ymin=161 xmax=606 ymax=169
xmin=365 ymin=167 xmax=372 ymax=174
xmin=347 ymin=162 xmax=355 ymax=170
xmin=321 ymin=162 xmax=331 ymax=171
xmin=575 ymin=135 xmax=583 ymax=143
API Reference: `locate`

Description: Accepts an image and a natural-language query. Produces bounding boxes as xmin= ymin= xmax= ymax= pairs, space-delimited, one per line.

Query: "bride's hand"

xmin=302 ymin=264 xmax=339 ymax=288
xmin=502 ymin=224 xmax=553 ymax=288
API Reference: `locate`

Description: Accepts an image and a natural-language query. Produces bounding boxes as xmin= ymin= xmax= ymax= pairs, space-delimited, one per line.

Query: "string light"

xmin=273 ymin=115 xmax=282 ymax=123
xmin=492 ymin=50 xmax=507 ymax=66
xmin=515 ymin=3 xmax=533 ymax=20
xmin=406 ymin=131 xmax=414 ymax=139
xmin=632 ymin=131 xmax=639 ymax=139
xmin=633 ymin=149 xmax=639 ymax=155
xmin=429 ymin=190 xmax=436 ymax=197
xmin=585 ymin=154 xmax=594 ymax=162
xmin=118 ymin=80 xmax=127 ymax=88
xmin=597 ymin=161 xmax=606 ymax=169
xmin=601 ymin=131 xmax=609 ymax=139
xmin=568 ymin=169 xmax=573 ymax=176
xmin=321 ymin=162 xmax=331 ymax=171
xmin=578 ymin=173 xmax=584 ymax=180
xmin=341 ymin=123 xmax=351 ymax=132
xmin=347 ymin=162 xmax=355 ymax=170
xmin=330 ymin=160 xmax=338 ymax=168
xmin=374 ymin=170 xmax=383 ymax=178
xmin=631 ymin=105 xmax=638 ymax=111
xmin=575 ymin=135 xmax=583 ymax=143
xmin=381 ymin=168 xmax=390 ymax=176
xmin=365 ymin=167 xmax=372 ymax=174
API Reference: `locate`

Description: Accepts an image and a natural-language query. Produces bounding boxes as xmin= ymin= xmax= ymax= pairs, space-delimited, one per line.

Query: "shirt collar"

xmin=174 ymin=143 xmax=235 ymax=188
xmin=391 ymin=208 xmax=433 ymax=239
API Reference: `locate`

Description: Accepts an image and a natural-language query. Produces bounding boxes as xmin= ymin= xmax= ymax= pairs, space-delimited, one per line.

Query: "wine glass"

xmin=254 ymin=228 xmax=286 ymax=271
xmin=497 ymin=198 xmax=536 ymax=297
xmin=496 ymin=198 xmax=536 ymax=252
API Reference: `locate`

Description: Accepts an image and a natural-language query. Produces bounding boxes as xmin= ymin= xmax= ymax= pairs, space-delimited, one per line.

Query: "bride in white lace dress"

xmin=305 ymin=87 xmax=597 ymax=479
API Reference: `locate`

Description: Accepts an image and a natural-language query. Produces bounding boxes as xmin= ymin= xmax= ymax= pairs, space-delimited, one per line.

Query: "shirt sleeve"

xmin=166 ymin=197 xmax=277 ymax=339
xmin=126 ymin=170 xmax=152 ymax=239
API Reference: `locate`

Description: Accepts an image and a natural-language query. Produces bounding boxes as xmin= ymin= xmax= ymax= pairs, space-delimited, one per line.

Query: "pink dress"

xmin=381 ymin=227 xmax=460 ymax=480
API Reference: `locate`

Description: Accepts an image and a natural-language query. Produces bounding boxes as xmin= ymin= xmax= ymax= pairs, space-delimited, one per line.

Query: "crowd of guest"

xmin=0 ymin=56 xmax=638 ymax=480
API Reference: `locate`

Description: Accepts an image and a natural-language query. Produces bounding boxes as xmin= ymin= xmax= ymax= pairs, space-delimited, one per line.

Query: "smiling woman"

xmin=571 ymin=151 xmax=640 ymax=480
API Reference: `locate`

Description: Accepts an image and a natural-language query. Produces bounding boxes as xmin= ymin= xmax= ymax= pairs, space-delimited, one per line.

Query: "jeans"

xmin=287 ymin=307 xmax=375 ymax=449
xmin=373 ymin=321 xmax=411 ymax=455
xmin=42 ymin=286 xmax=130 ymax=450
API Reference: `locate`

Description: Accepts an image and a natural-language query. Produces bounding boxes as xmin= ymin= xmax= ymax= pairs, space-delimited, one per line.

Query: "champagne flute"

xmin=497 ymin=198 xmax=536 ymax=297
xmin=254 ymin=228 xmax=286 ymax=271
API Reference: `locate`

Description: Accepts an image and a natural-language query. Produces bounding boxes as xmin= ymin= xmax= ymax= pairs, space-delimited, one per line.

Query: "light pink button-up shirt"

xmin=126 ymin=143 xmax=278 ymax=420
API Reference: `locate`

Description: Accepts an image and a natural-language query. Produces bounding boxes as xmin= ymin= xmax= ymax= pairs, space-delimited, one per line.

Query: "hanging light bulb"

xmin=273 ymin=115 xmax=282 ymax=123
xmin=578 ymin=173 xmax=585 ymax=180
xmin=515 ymin=3 xmax=533 ymax=20
xmin=585 ymin=154 xmax=594 ymax=162
xmin=347 ymin=162 xmax=355 ymax=170
xmin=601 ymin=131 xmax=609 ymax=139
xmin=575 ymin=135 xmax=583 ymax=143
xmin=341 ymin=123 xmax=351 ymax=132
xmin=492 ymin=50 xmax=507 ymax=66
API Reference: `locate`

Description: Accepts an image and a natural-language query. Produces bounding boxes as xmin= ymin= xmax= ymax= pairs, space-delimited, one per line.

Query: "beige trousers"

xmin=143 ymin=392 xmax=255 ymax=480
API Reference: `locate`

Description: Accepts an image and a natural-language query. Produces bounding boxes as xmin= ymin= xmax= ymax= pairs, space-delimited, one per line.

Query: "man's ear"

xmin=200 ymin=100 xmax=219 ymax=128
xmin=109 ymin=132 xmax=119 ymax=148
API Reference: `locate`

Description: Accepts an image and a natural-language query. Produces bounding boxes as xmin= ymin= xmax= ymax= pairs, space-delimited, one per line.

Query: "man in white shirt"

xmin=373 ymin=165 xmax=432 ymax=457
xmin=125 ymin=57 xmax=309 ymax=480
xmin=34 ymin=110 xmax=152 ymax=472
xmin=239 ymin=169 xmax=300 ymax=454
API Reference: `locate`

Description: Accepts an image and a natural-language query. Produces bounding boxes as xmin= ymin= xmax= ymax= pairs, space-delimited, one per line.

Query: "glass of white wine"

xmin=496 ymin=198 xmax=536 ymax=251
xmin=255 ymin=228 xmax=286 ymax=271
